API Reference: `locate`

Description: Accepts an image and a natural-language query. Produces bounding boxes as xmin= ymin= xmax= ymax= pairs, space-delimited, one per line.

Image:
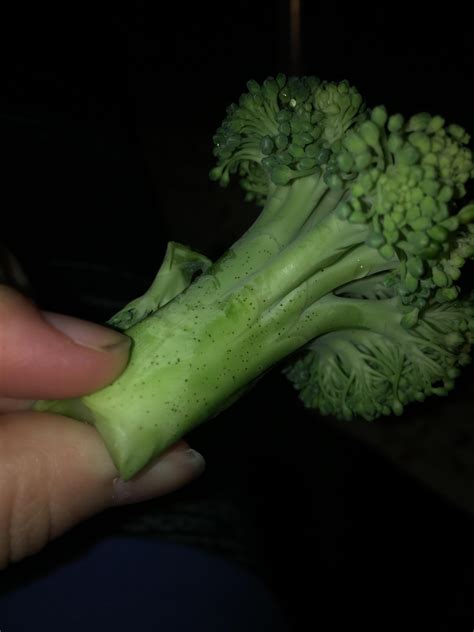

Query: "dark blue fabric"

xmin=0 ymin=537 xmax=289 ymax=631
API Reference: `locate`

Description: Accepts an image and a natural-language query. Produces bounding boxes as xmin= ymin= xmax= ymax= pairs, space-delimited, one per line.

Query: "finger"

xmin=0 ymin=397 xmax=32 ymax=414
xmin=0 ymin=411 xmax=205 ymax=568
xmin=0 ymin=285 xmax=130 ymax=399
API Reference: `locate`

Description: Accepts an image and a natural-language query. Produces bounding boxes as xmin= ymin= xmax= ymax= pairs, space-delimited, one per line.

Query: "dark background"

xmin=1 ymin=2 xmax=474 ymax=628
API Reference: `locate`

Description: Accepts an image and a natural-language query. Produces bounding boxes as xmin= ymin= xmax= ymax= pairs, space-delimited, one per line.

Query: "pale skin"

xmin=0 ymin=285 xmax=205 ymax=569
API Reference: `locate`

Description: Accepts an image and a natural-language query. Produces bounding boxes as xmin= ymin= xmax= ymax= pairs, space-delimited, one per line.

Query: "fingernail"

xmin=112 ymin=448 xmax=206 ymax=505
xmin=42 ymin=312 xmax=130 ymax=353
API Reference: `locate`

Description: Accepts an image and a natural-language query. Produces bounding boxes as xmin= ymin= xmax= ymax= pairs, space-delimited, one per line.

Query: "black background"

xmin=1 ymin=2 xmax=474 ymax=628
xmin=3 ymin=3 xmax=472 ymax=287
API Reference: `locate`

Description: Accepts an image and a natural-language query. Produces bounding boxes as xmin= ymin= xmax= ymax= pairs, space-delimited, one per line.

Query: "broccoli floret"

xmin=35 ymin=74 xmax=474 ymax=479
xmin=285 ymin=298 xmax=474 ymax=421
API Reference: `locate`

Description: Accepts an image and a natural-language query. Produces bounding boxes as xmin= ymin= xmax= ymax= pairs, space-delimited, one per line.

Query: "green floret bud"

xmin=427 ymin=225 xmax=448 ymax=242
xmin=325 ymin=173 xmax=344 ymax=189
xmin=371 ymin=105 xmax=388 ymax=127
xmin=426 ymin=115 xmax=445 ymax=134
xmin=359 ymin=120 xmax=381 ymax=147
xmin=262 ymin=77 xmax=280 ymax=100
xmin=366 ymin=231 xmax=385 ymax=248
xmin=387 ymin=133 xmax=404 ymax=153
xmin=337 ymin=151 xmax=355 ymax=172
xmin=315 ymin=147 xmax=331 ymax=164
xmin=407 ymin=256 xmax=424 ymax=278
xmin=440 ymin=216 xmax=459 ymax=232
xmin=379 ymin=244 xmax=395 ymax=259
xmin=388 ymin=113 xmax=404 ymax=132
xmin=458 ymin=203 xmax=474 ymax=224
xmin=336 ymin=202 xmax=352 ymax=220
xmin=355 ymin=152 xmax=373 ymax=170
xmin=304 ymin=142 xmax=320 ymax=158
xmin=276 ymin=152 xmax=292 ymax=165
xmin=409 ymin=132 xmax=431 ymax=154
xmin=288 ymin=143 xmax=306 ymax=159
xmin=407 ymin=112 xmax=432 ymax=132
xmin=433 ymin=266 xmax=449 ymax=287
xmin=400 ymin=307 xmax=419 ymax=329
xmin=420 ymin=179 xmax=440 ymax=196
xmin=271 ymin=165 xmax=294 ymax=185
xmin=404 ymin=272 xmax=419 ymax=292
xmin=438 ymin=185 xmax=453 ymax=202
xmin=343 ymin=132 xmax=367 ymax=154
xmin=448 ymin=123 xmax=469 ymax=142
xmin=397 ymin=145 xmax=421 ymax=165
xmin=246 ymin=79 xmax=261 ymax=95
xmin=294 ymin=132 xmax=314 ymax=146
xmin=409 ymin=217 xmax=432 ymax=231
xmin=297 ymin=157 xmax=318 ymax=170
xmin=406 ymin=231 xmax=430 ymax=250
xmin=437 ymin=286 xmax=459 ymax=302
xmin=275 ymin=133 xmax=289 ymax=150
xmin=420 ymin=195 xmax=437 ymax=215
xmin=260 ymin=135 xmax=275 ymax=154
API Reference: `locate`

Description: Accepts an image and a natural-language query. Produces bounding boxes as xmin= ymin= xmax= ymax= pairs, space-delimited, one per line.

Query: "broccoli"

xmin=35 ymin=74 xmax=474 ymax=480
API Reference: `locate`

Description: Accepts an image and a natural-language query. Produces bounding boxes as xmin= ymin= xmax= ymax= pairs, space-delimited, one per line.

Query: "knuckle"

xmin=0 ymin=440 xmax=54 ymax=568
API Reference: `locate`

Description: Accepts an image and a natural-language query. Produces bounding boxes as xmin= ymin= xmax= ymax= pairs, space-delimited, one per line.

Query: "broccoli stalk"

xmin=35 ymin=75 xmax=474 ymax=480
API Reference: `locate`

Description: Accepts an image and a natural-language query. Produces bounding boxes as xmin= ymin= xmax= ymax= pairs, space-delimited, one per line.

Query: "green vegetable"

xmin=35 ymin=75 xmax=474 ymax=479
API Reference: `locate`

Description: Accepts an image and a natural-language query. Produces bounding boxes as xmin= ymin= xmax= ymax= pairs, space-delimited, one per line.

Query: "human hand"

xmin=0 ymin=285 xmax=205 ymax=568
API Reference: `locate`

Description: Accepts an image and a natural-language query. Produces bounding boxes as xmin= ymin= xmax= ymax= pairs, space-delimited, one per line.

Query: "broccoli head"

xmin=35 ymin=74 xmax=474 ymax=479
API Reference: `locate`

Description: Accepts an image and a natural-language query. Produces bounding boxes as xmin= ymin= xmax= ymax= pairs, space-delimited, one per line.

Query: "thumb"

xmin=0 ymin=285 xmax=130 ymax=400
xmin=0 ymin=411 xmax=205 ymax=568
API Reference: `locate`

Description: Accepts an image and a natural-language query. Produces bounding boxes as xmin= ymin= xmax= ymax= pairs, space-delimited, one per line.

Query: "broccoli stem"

xmin=233 ymin=211 xmax=371 ymax=310
xmin=37 ymin=219 xmax=394 ymax=480
xmin=248 ymin=176 xmax=329 ymax=243
xmin=206 ymin=176 xmax=329 ymax=293
xmin=195 ymin=179 xmax=370 ymax=318
xmin=39 ymin=290 xmax=346 ymax=479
